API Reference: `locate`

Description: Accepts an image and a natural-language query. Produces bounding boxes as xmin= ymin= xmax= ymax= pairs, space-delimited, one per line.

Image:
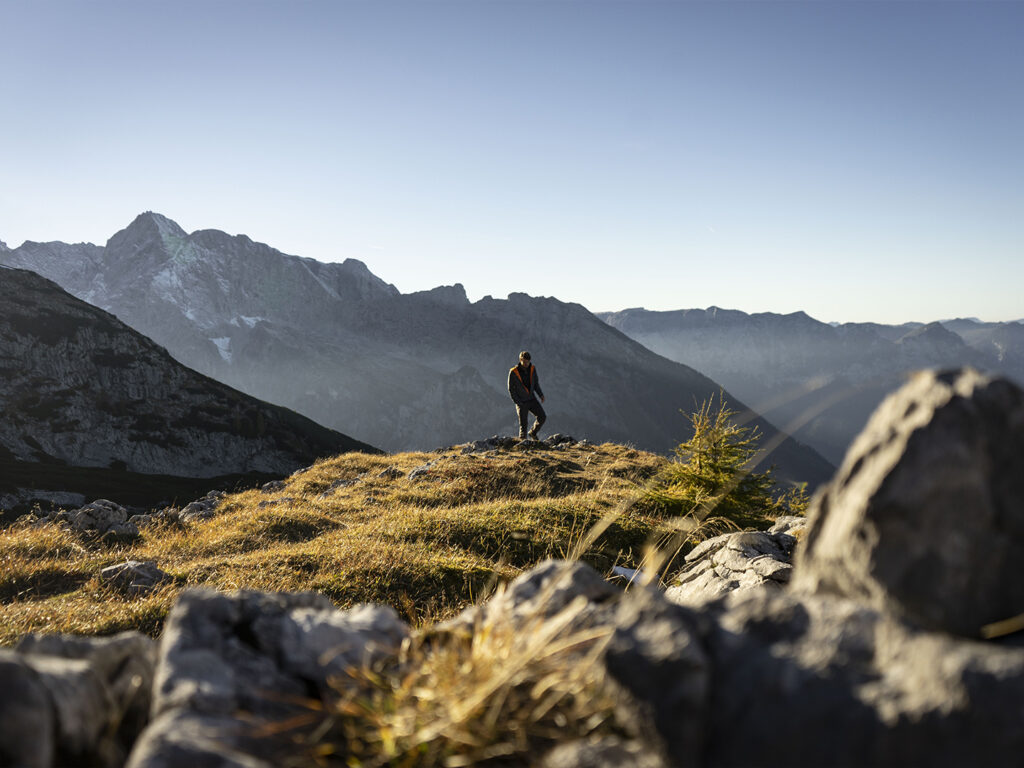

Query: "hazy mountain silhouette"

xmin=2 ymin=213 xmax=833 ymax=487
xmin=599 ymin=307 xmax=1024 ymax=464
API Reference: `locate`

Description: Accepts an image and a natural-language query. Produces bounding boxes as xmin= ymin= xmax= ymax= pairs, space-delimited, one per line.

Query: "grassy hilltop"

xmin=0 ymin=441 xmax=680 ymax=644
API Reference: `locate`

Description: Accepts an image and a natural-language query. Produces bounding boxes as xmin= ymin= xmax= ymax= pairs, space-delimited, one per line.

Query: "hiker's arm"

xmin=508 ymin=369 xmax=521 ymax=404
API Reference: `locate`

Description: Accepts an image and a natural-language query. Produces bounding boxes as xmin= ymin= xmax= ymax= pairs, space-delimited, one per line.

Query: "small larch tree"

xmin=642 ymin=394 xmax=808 ymax=532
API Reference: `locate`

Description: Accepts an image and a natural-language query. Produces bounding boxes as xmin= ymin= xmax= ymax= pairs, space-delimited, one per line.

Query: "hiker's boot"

xmin=528 ymin=428 xmax=539 ymax=441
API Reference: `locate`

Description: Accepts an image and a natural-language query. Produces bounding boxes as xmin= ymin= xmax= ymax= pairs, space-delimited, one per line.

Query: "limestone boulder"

xmin=100 ymin=561 xmax=172 ymax=594
xmin=696 ymin=587 xmax=1024 ymax=767
xmin=127 ymin=589 xmax=409 ymax=768
xmin=0 ymin=632 xmax=156 ymax=768
xmin=436 ymin=559 xmax=621 ymax=640
xmin=793 ymin=368 xmax=1024 ymax=637
xmin=665 ymin=529 xmax=797 ymax=606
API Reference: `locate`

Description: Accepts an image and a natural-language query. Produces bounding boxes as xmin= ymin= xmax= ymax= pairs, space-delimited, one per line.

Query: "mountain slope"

xmin=0 ymin=266 xmax=376 ymax=515
xmin=1 ymin=213 xmax=833 ymax=487
xmin=599 ymin=306 xmax=1020 ymax=464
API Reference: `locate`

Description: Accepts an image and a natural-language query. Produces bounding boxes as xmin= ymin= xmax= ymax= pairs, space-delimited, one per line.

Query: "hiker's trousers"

xmin=516 ymin=399 xmax=546 ymax=437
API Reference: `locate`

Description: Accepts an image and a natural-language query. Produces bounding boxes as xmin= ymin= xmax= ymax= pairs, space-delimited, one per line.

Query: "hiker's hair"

xmin=519 ymin=351 xmax=531 ymax=361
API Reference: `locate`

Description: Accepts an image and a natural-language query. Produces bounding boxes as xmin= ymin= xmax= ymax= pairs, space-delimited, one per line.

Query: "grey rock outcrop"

xmin=460 ymin=433 xmax=583 ymax=454
xmin=0 ymin=632 xmax=156 ymax=768
xmin=34 ymin=499 xmax=141 ymax=540
xmin=665 ymin=528 xmax=799 ymax=606
xmin=177 ymin=490 xmax=225 ymax=522
xmin=100 ymin=561 xmax=172 ymax=594
xmin=793 ymin=367 xmax=1024 ymax=637
xmin=127 ymin=589 xmax=408 ymax=768
xmin=437 ymin=559 xmax=621 ymax=641
xmin=693 ymin=587 xmax=1024 ymax=767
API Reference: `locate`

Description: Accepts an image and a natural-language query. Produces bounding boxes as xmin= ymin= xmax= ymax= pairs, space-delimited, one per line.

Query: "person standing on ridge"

xmin=508 ymin=350 xmax=546 ymax=440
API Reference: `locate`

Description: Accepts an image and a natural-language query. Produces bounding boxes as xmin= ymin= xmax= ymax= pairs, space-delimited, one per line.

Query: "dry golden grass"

xmin=0 ymin=442 xmax=666 ymax=645
xmin=296 ymin=584 xmax=624 ymax=768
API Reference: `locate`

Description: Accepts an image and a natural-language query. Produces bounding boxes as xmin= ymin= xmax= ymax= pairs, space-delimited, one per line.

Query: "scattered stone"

xmin=256 ymin=496 xmax=296 ymax=509
xmin=102 ymin=521 xmax=142 ymax=544
xmin=609 ymin=565 xmax=657 ymax=587
xmin=543 ymin=433 xmax=577 ymax=446
xmin=665 ymin=529 xmax=797 ymax=607
xmin=32 ymin=498 xmax=142 ymax=540
xmin=70 ymin=499 xmax=129 ymax=531
xmin=377 ymin=466 xmax=403 ymax=480
xmin=793 ymin=368 xmax=1024 ymax=638
xmin=767 ymin=515 xmax=807 ymax=537
xmin=316 ymin=472 xmax=368 ymax=498
xmin=127 ymin=514 xmax=156 ymax=528
xmin=408 ymin=461 xmax=436 ymax=481
xmin=100 ymin=561 xmax=172 ymax=594
xmin=178 ymin=490 xmax=225 ymax=523
xmin=260 ymin=480 xmax=286 ymax=493
xmin=460 ymin=434 xmax=582 ymax=454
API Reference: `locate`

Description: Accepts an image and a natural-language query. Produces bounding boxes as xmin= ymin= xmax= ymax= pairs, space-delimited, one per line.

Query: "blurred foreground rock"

xmin=0 ymin=632 xmax=155 ymax=767
xmin=793 ymin=367 xmax=1024 ymax=637
xmin=2 ymin=368 xmax=1023 ymax=767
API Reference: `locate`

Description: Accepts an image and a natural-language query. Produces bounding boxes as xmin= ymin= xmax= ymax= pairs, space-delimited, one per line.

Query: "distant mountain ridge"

xmin=1 ymin=213 xmax=833 ymax=488
xmin=599 ymin=306 xmax=1024 ymax=464
xmin=0 ymin=267 xmax=376 ymax=516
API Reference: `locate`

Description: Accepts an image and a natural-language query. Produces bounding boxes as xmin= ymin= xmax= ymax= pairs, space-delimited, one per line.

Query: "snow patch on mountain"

xmin=211 ymin=337 xmax=232 ymax=363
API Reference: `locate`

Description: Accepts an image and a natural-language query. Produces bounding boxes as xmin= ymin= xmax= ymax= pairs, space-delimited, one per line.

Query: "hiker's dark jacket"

xmin=508 ymin=364 xmax=544 ymax=406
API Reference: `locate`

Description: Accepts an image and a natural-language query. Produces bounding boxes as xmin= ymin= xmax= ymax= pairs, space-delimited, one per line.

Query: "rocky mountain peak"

xmin=126 ymin=211 xmax=187 ymax=239
xmin=103 ymin=212 xmax=191 ymax=275
xmin=410 ymin=283 xmax=469 ymax=306
xmin=897 ymin=321 xmax=965 ymax=348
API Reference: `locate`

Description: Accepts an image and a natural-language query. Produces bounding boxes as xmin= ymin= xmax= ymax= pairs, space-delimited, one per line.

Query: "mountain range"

xmin=0 ymin=266 xmax=375 ymax=518
xmin=600 ymin=307 xmax=1024 ymax=464
xmin=0 ymin=212 xmax=833 ymax=489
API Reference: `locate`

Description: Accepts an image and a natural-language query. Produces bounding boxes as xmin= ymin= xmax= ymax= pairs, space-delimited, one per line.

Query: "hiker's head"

xmin=519 ymin=351 xmax=531 ymax=365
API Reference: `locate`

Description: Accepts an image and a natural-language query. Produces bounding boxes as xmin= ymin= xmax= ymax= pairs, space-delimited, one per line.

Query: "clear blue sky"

xmin=1 ymin=0 xmax=1022 ymax=323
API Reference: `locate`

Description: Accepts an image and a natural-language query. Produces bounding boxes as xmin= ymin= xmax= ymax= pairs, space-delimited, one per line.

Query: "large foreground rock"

xmin=127 ymin=589 xmax=409 ymax=768
xmin=0 ymin=632 xmax=155 ymax=768
xmin=793 ymin=368 xmax=1024 ymax=637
